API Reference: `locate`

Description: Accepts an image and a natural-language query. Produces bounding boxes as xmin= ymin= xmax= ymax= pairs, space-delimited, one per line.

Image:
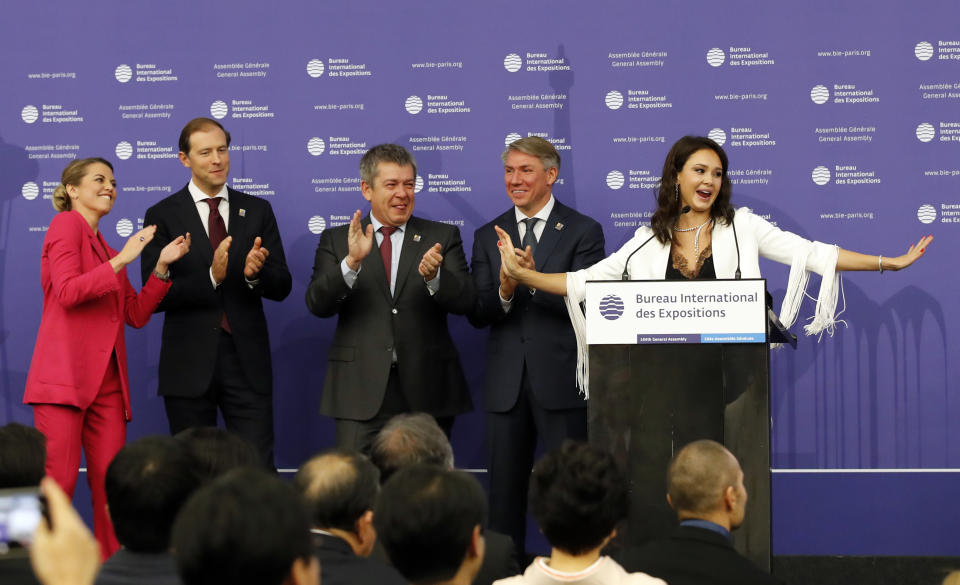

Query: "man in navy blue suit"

xmin=469 ymin=136 xmax=605 ymax=556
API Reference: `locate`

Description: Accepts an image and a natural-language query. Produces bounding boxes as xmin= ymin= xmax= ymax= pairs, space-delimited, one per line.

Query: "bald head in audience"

xmin=293 ymin=449 xmax=381 ymax=556
xmin=667 ymin=440 xmax=746 ymax=530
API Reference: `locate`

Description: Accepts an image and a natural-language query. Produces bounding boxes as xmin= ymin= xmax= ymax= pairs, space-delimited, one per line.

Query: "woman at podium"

xmin=494 ymin=135 xmax=932 ymax=392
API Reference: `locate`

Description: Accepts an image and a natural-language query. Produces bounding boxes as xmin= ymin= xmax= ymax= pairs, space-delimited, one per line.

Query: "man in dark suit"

xmin=96 ymin=436 xmax=202 ymax=585
xmin=305 ymin=144 xmax=474 ymax=452
xmin=469 ymin=136 xmax=605 ymax=555
xmin=628 ymin=440 xmax=782 ymax=585
xmin=293 ymin=450 xmax=406 ymax=585
xmin=142 ymin=118 xmax=291 ymax=468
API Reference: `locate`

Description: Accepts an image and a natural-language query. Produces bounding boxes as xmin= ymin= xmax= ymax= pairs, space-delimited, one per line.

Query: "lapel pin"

xmin=238 ymin=208 xmax=246 ymax=217
xmin=413 ymin=234 xmax=422 ymax=242
xmin=555 ymin=222 xmax=564 ymax=231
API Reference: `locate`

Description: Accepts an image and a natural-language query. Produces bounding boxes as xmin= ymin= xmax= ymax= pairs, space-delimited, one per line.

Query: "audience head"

xmin=529 ymin=441 xmax=627 ymax=556
xmin=370 ymin=413 xmax=454 ymax=483
xmin=173 ymin=468 xmax=317 ymax=585
xmin=667 ymin=439 xmax=746 ymax=530
xmin=375 ymin=464 xmax=485 ymax=585
xmin=104 ymin=435 xmax=202 ymax=553
xmin=174 ymin=427 xmax=261 ymax=481
xmin=293 ymin=449 xmax=380 ymax=556
xmin=0 ymin=422 xmax=46 ymax=488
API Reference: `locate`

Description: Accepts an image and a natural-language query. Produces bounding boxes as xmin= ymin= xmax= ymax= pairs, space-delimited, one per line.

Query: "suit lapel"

xmin=532 ymin=200 xmax=570 ymax=269
xmin=393 ymin=216 xmax=426 ymax=299
xmin=497 ymin=209 xmax=521 ymax=251
xmin=176 ymin=189 xmax=214 ymax=267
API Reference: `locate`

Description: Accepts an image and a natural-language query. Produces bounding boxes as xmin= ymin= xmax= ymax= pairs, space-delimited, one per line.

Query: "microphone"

xmin=621 ymin=206 xmax=691 ymax=281
xmin=732 ymin=215 xmax=742 ymax=279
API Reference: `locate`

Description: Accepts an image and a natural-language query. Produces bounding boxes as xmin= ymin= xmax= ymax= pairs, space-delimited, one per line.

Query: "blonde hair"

xmin=52 ymin=157 xmax=114 ymax=212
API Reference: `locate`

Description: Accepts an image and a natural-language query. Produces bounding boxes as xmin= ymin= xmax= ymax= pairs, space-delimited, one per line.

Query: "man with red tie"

xmin=141 ymin=118 xmax=291 ymax=468
xmin=305 ymin=144 xmax=474 ymax=453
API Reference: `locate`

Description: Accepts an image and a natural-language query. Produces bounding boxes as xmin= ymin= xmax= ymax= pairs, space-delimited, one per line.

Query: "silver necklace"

xmin=673 ymin=218 xmax=713 ymax=254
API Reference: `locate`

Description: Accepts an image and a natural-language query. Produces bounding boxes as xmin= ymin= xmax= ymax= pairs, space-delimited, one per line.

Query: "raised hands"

xmin=884 ymin=234 xmax=933 ymax=271
xmin=156 ymin=232 xmax=191 ymax=275
xmin=345 ymin=209 xmax=374 ymax=271
xmin=419 ymin=243 xmax=444 ymax=280
xmin=244 ymin=236 xmax=270 ymax=279
xmin=212 ymin=236 xmax=232 ymax=284
xmin=110 ymin=225 xmax=157 ymax=272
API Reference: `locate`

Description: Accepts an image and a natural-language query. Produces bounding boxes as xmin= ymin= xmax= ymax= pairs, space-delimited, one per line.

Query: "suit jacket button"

xmin=391 ymin=308 xmax=398 ymax=314
xmin=386 ymin=346 xmax=393 ymax=352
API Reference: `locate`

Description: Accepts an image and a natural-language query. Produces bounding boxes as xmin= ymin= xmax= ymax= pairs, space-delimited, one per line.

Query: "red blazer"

xmin=24 ymin=210 xmax=171 ymax=420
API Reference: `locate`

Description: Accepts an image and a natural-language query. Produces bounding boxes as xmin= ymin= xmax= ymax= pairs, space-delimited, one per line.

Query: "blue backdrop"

xmin=1 ymin=0 xmax=957 ymax=556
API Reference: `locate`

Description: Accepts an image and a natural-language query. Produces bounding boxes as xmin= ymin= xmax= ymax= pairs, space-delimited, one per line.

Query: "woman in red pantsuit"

xmin=24 ymin=157 xmax=191 ymax=558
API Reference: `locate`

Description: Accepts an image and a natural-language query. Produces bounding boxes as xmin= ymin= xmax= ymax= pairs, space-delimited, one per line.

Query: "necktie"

xmin=379 ymin=226 xmax=398 ymax=286
xmin=203 ymin=197 xmax=231 ymax=333
xmin=521 ymin=217 xmax=539 ymax=255
xmin=203 ymin=197 xmax=227 ymax=251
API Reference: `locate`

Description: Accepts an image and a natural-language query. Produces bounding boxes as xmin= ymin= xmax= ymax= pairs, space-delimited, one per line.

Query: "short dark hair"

xmin=374 ymin=465 xmax=486 ymax=585
xmin=529 ymin=441 xmax=627 ymax=555
xmin=650 ymin=135 xmax=735 ymax=244
xmin=359 ymin=144 xmax=417 ymax=185
xmin=172 ymin=468 xmax=312 ymax=585
xmin=0 ymin=423 xmax=46 ymax=488
xmin=105 ymin=436 xmax=202 ymax=552
xmin=370 ymin=413 xmax=454 ymax=483
xmin=174 ymin=427 xmax=261 ymax=482
xmin=293 ymin=449 xmax=380 ymax=532
xmin=178 ymin=117 xmax=231 ymax=154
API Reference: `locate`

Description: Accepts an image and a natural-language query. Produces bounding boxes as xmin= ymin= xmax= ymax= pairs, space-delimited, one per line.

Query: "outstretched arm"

xmin=836 ymin=234 xmax=932 ymax=271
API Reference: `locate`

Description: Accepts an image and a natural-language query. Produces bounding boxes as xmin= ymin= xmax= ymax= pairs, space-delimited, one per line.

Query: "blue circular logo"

xmin=599 ymin=294 xmax=625 ymax=320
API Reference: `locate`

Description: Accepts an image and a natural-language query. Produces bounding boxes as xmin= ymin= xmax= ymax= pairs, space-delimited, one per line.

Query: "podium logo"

xmin=22 ymin=182 xmax=39 ymax=200
xmin=405 ymin=95 xmax=423 ymax=114
xmin=917 ymin=204 xmax=936 ymax=224
xmin=210 ymin=100 xmax=228 ymax=120
xmin=810 ymin=85 xmax=830 ymax=105
xmin=916 ymin=123 xmax=935 ymax=142
xmin=307 ymin=215 xmax=326 ymax=235
xmin=605 ymin=90 xmax=624 ymax=110
xmin=115 ymin=64 xmax=133 ymax=83
xmin=115 ymin=141 xmax=133 ymax=160
xmin=307 ymin=137 xmax=326 ymax=156
xmin=606 ymin=170 xmax=625 ymax=190
xmin=505 ymin=132 xmax=522 ymax=147
xmin=811 ymin=166 xmax=831 ymax=186
xmin=504 ymin=53 xmax=523 ymax=72
xmin=116 ymin=218 xmax=134 ymax=238
xmin=915 ymin=41 xmax=934 ymax=61
xmin=598 ymin=294 xmax=625 ymax=321
xmin=707 ymin=128 xmax=727 ymax=146
xmin=21 ymin=105 xmax=39 ymax=124
xmin=306 ymin=59 xmax=325 ymax=78
xmin=706 ymin=48 xmax=725 ymax=67
xmin=415 ymin=175 xmax=424 ymax=193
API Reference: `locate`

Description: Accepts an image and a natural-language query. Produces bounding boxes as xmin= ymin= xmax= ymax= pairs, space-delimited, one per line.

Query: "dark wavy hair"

xmin=650 ymin=136 xmax=735 ymax=244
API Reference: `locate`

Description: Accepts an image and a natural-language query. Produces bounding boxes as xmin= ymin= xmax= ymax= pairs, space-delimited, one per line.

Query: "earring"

xmin=674 ymin=183 xmax=679 ymax=201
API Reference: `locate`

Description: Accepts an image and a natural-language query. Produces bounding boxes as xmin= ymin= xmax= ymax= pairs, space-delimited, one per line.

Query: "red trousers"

xmin=33 ymin=356 xmax=125 ymax=559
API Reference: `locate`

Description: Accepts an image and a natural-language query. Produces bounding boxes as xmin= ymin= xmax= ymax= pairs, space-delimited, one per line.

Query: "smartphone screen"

xmin=0 ymin=487 xmax=43 ymax=557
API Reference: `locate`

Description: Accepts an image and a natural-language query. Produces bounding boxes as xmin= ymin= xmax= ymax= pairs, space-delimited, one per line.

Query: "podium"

xmin=585 ymin=279 xmax=792 ymax=571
